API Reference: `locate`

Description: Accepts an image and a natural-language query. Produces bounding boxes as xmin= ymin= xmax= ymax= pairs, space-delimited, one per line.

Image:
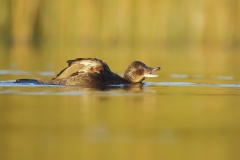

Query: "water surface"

xmin=0 ymin=46 xmax=240 ymax=160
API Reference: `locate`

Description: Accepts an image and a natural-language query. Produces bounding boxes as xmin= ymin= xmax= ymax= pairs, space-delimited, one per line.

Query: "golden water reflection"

xmin=0 ymin=44 xmax=240 ymax=160
xmin=1 ymin=85 xmax=240 ymax=160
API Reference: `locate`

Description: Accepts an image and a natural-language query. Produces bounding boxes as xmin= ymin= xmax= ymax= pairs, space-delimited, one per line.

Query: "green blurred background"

xmin=1 ymin=0 xmax=240 ymax=47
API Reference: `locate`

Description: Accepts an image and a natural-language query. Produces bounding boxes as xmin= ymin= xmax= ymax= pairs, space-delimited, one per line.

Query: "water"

xmin=0 ymin=46 xmax=240 ymax=160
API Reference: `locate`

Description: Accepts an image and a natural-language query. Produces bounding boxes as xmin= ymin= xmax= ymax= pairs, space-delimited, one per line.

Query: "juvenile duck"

xmin=16 ymin=58 xmax=160 ymax=87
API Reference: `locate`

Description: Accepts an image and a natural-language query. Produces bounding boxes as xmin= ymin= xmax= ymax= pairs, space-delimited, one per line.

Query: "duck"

xmin=16 ymin=58 xmax=160 ymax=87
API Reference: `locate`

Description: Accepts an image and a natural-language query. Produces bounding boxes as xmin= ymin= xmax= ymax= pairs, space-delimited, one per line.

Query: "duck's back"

xmin=39 ymin=58 xmax=129 ymax=87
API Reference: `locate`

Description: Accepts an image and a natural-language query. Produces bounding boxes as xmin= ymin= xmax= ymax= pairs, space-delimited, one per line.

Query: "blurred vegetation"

xmin=0 ymin=0 xmax=240 ymax=47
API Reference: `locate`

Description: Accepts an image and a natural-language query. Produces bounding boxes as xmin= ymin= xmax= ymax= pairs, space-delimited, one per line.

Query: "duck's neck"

xmin=123 ymin=75 xmax=131 ymax=83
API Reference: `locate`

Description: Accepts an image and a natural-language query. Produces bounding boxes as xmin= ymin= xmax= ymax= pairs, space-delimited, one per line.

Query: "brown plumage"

xmin=17 ymin=58 xmax=160 ymax=87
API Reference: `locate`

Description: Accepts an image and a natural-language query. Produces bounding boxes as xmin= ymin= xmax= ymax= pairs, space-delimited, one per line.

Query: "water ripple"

xmin=153 ymin=82 xmax=240 ymax=87
xmin=0 ymin=81 xmax=239 ymax=88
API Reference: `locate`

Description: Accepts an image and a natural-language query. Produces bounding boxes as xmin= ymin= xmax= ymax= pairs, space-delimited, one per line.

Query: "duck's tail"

xmin=15 ymin=79 xmax=39 ymax=84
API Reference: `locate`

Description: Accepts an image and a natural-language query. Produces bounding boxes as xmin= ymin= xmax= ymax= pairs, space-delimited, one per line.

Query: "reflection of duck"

xmin=17 ymin=58 xmax=160 ymax=87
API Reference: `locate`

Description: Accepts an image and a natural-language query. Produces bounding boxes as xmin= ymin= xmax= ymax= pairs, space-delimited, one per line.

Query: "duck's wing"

xmin=55 ymin=58 xmax=105 ymax=79
xmin=55 ymin=62 xmax=84 ymax=79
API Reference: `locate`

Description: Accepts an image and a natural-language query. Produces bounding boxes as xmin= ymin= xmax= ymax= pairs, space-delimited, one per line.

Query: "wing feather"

xmin=56 ymin=63 xmax=84 ymax=79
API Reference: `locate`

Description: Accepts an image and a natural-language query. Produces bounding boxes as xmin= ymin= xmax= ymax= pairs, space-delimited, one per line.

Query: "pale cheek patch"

xmin=144 ymin=73 xmax=159 ymax=77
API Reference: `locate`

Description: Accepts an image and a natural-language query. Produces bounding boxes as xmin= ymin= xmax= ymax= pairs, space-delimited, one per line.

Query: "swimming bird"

xmin=16 ymin=58 xmax=160 ymax=87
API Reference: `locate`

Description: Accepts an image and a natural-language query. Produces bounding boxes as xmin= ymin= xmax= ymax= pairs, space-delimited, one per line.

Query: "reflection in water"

xmin=1 ymin=45 xmax=240 ymax=159
xmin=1 ymin=82 xmax=240 ymax=160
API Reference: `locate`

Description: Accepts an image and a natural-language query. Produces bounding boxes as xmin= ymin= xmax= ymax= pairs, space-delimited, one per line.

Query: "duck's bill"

xmin=144 ymin=66 xmax=160 ymax=78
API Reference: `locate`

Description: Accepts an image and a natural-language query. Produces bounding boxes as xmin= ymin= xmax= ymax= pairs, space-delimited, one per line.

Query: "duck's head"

xmin=123 ymin=61 xmax=160 ymax=83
